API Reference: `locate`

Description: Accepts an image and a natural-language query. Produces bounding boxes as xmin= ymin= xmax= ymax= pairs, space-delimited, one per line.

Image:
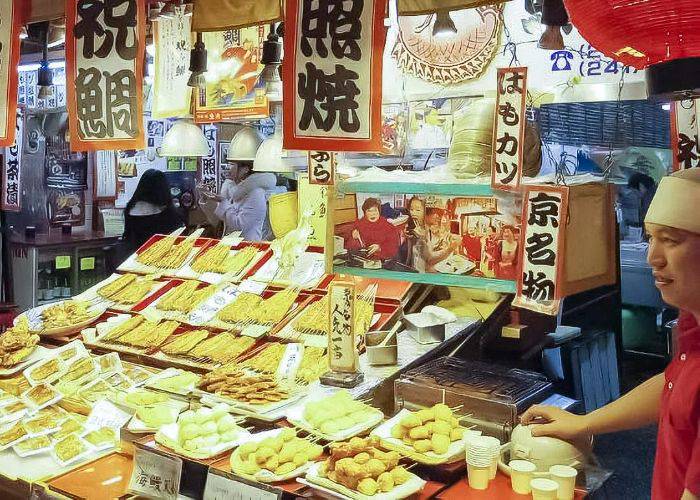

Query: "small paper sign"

xmin=55 ymin=256 xmax=71 ymax=270
xmin=80 ymin=257 xmax=95 ymax=271
xmin=308 ymin=151 xmax=335 ymax=185
xmin=85 ymin=400 xmax=132 ymax=431
xmin=328 ymin=281 xmax=358 ymax=373
xmin=276 ymin=343 xmax=304 ymax=382
xmin=203 ymin=469 xmax=279 ymax=500
xmin=238 ymin=279 xmax=267 ymax=295
xmin=128 ymin=445 xmax=182 ymax=500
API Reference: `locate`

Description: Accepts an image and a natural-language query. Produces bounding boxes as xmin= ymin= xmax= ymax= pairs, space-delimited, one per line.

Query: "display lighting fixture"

xmin=432 ymin=11 xmax=457 ymax=38
xmin=158 ymin=119 xmax=209 ymax=157
xmin=37 ymin=27 xmax=52 ymax=99
xmin=260 ymin=23 xmax=283 ymax=101
xmin=187 ymin=32 xmax=207 ymax=89
xmin=564 ymin=0 xmax=700 ymax=99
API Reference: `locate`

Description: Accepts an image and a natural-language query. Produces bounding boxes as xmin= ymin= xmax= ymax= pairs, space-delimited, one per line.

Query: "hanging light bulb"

xmin=19 ymin=26 xmax=28 ymax=40
xmin=188 ymin=32 xmax=207 ymax=89
xmin=158 ymin=119 xmax=210 ymax=157
xmin=432 ymin=11 xmax=457 ymax=38
xmin=260 ymin=23 xmax=282 ymax=101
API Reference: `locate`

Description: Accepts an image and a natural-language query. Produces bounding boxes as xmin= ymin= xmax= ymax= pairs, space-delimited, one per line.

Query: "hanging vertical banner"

xmin=1 ymin=108 xmax=23 ymax=211
xmin=670 ymin=99 xmax=700 ymax=171
xmin=0 ymin=1 xmax=21 ymax=148
xmin=65 ymin=0 xmax=146 ymax=151
xmin=199 ymin=123 xmax=218 ymax=190
xmin=327 ymin=281 xmax=358 ymax=373
xmin=152 ymin=6 xmax=192 ymax=119
xmin=308 ymin=151 xmax=335 ymax=185
xmin=94 ymin=150 xmax=117 ymax=200
xmin=298 ymin=174 xmax=329 ymax=247
xmin=194 ymin=26 xmax=270 ymax=123
xmin=491 ymin=67 xmax=527 ymax=191
xmin=283 ymin=0 xmax=387 ymax=152
xmin=513 ymin=185 xmax=569 ymax=315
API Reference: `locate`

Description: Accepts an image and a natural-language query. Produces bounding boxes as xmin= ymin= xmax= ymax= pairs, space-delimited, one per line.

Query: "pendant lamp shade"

xmin=563 ymin=0 xmax=700 ymax=99
xmin=158 ymin=119 xmax=210 ymax=157
xmin=226 ymin=127 xmax=264 ymax=162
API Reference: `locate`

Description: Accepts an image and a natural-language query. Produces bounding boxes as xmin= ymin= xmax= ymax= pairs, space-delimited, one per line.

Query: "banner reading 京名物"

xmin=152 ymin=6 xmax=192 ymax=119
xmin=283 ymin=0 xmax=387 ymax=152
xmin=65 ymin=0 xmax=146 ymax=151
xmin=491 ymin=67 xmax=527 ymax=191
xmin=670 ymin=99 xmax=700 ymax=171
xmin=1 ymin=108 xmax=23 ymax=212
xmin=513 ymin=185 xmax=569 ymax=315
xmin=0 ymin=0 xmax=21 ymax=148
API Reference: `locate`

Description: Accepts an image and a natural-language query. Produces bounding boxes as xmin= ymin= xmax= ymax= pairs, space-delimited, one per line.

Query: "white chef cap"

xmin=645 ymin=168 xmax=700 ymax=234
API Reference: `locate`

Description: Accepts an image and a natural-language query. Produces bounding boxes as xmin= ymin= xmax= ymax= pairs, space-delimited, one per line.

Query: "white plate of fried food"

xmin=0 ymin=317 xmax=43 ymax=375
xmin=155 ymin=404 xmax=250 ymax=460
xmin=229 ymin=428 xmax=323 ymax=482
xmin=287 ymin=390 xmax=385 ymax=442
xmin=370 ymin=405 xmax=470 ymax=465
xmin=299 ymin=437 xmax=425 ymax=500
xmin=16 ymin=300 xmax=106 ymax=337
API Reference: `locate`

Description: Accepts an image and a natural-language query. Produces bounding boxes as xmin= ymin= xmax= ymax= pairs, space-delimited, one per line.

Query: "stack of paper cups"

xmin=549 ymin=465 xmax=577 ymax=500
xmin=466 ymin=435 xmax=500 ymax=490
xmin=509 ymin=460 xmax=537 ymax=494
xmin=530 ymin=478 xmax=559 ymax=500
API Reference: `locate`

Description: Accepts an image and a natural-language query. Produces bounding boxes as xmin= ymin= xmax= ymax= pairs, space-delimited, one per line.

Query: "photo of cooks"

xmin=335 ymin=194 xmax=522 ymax=279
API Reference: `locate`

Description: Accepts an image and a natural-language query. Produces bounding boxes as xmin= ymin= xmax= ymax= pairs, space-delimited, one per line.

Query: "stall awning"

xmin=397 ymin=0 xmax=509 ymax=16
xmin=192 ymin=0 xmax=282 ymax=32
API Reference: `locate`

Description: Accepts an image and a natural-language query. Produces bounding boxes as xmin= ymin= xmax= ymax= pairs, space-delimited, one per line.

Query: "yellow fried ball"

xmin=409 ymin=425 xmax=430 ymax=440
xmin=358 ymin=478 xmax=378 ymax=496
xmin=413 ymin=439 xmax=432 ymax=453
xmin=377 ymin=471 xmax=395 ymax=492
xmin=400 ymin=412 xmax=421 ymax=429
xmin=432 ymin=433 xmax=451 ymax=455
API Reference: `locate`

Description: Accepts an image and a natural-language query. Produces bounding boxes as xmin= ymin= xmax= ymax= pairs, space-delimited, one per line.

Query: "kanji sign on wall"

xmin=514 ymin=184 xmax=569 ymax=315
xmin=0 ymin=1 xmax=21 ymax=148
xmin=308 ymin=150 xmax=335 ymax=185
xmin=283 ymin=0 xmax=387 ymax=152
xmin=66 ymin=0 xmax=146 ymax=151
xmin=491 ymin=67 xmax=527 ymax=191
xmin=670 ymin=99 xmax=700 ymax=171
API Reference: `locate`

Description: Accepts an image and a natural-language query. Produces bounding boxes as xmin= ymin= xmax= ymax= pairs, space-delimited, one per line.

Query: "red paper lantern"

xmin=563 ymin=0 xmax=700 ymax=99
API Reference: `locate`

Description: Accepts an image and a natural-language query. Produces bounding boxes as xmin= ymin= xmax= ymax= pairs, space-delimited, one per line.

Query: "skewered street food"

xmin=171 ymin=404 xmax=245 ymax=453
xmin=0 ymin=421 xmax=27 ymax=447
xmin=97 ymin=274 xmax=137 ymax=299
xmin=302 ymin=390 xmax=381 ymax=436
xmin=240 ymin=343 xmax=287 ymax=373
xmin=157 ymin=281 xmax=215 ymax=314
xmin=292 ymin=285 xmax=376 ymax=336
xmin=191 ymin=244 xmax=257 ymax=275
xmin=231 ymin=429 xmax=323 ymax=477
xmin=390 ymin=404 xmax=466 ymax=455
xmin=107 ymin=277 xmax=157 ymax=305
xmin=63 ymin=357 xmax=97 ymax=383
xmin=137 ymin=234 xmax=195 ymax=269
xmin=187 ymin=332 xmax=254 ymax=364
xmin=198 ymin=370 xmax=289 ymax=405
xmin=41 ymin=301 xmax=94 ymax=330
xmin=0 ymin=318 xmax=39 ymax=367
xmin=101 ymin=315 xmax=146 ymax=342
xmin=249 ymin=288 xmax=299 ymax=325
xmin=216 ymin=293 xmax=263 ymax=323
xmin=296 ymin=347 xmax=327 ymax=384
xmin=27 ymin=358 xmax=64 ymax=383
xmin=318 ymin=437 xmax=405 ymax=494
xmin=160 ymin=329 xmax=210 ymax=356
xmin=114 ymin=320 xmax=179 ymax=349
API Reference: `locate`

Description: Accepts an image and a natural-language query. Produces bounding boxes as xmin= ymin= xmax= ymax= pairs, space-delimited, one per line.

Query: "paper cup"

xmin=509 ymin=460 xmax=536 ymax=494
xmin=468 ymin=463 xmax=491 ymax=490
xmin=549 ymin=465 xmax=577 ymax=500
xmin=530 ymin=478 xmax=559 ymax=500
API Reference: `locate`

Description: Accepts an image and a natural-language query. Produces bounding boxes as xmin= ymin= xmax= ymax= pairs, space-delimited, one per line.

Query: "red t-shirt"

xmin=344 ymin=217 xmax=400 ymax=261
xmin=652 ymin=312 xmax=700 ymax=499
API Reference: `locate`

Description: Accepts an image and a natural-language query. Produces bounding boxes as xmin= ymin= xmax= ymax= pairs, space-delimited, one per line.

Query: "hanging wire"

xmin=600 ymin=69 xmax=627 ymax=179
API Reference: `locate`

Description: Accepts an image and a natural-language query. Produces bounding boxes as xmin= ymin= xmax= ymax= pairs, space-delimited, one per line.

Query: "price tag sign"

xmin=308 ymin=151 xmax=335 ymax=185
xmin=55 ymin=255 xmax=71 ymax=270
xmin=85 ymin=400 xmax=132 ymax=431
xmin=238 ymin=279 xmax=267 ymax=295
xmin=80 ymin=257 xmax=95 ymax=271
xmin=128 ymin=445 xmax=182 ymax=500
xmin=203 ymin=469 xmax=280 ymax=500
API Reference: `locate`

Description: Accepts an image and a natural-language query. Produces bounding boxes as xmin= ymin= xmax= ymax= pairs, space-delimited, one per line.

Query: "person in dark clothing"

xmin=628 ymin=173 xmax=658 ymax=224
xmin=122 ymin=169 xmax=184 ymax=254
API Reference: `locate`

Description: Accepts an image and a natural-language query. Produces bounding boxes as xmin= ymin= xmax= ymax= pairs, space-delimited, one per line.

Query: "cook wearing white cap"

xmin=521 ymin=169 xmax=700 ymax=500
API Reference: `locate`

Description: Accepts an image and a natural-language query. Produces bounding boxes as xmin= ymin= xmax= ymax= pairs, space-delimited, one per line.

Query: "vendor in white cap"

xmin=522 ymin=168 xmax=700 ymax=500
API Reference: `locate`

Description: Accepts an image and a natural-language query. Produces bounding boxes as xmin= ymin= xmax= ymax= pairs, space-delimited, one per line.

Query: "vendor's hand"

xmin=520 ymin=405 xmax=591 ymax=441
xmin=367 ymin=244 xmax=381 ymax=257
xmin=352 ymin=229 xmax=361 ymax=241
